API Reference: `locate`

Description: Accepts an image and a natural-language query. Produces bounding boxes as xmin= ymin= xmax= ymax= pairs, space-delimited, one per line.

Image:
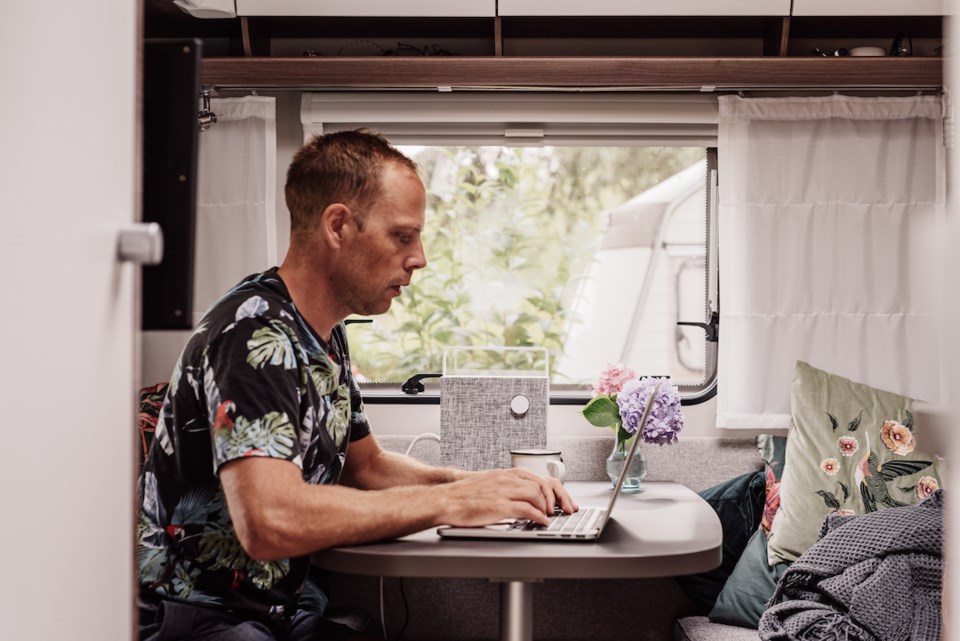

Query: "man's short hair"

xmin=285 ymin=129 xmax=419 ymax=239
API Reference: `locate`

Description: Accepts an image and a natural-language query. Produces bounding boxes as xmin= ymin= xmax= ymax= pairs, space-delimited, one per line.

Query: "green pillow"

xmin=675 ymin=469 xmax=766 ymax=609
xmin=708 ymin=528 xmax=789 ymax=628
xmin=766 ymin=361 xmax=945 ymax=565
xmin=706 ymin=434 xmax=788 ymax=628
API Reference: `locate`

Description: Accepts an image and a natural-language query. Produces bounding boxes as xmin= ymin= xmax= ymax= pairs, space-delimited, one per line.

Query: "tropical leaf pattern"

xmin=137 ymin=268 xmax=370 ymax=619
xmin=215 ymin=411 xmax=297 ymax=461
xmin=247 ymin=324 xmax=297 ymax=370
xmin=326 ymin=385 xmax=351 ymax=447
xmin=309 ymin=360 xmax=339 ymax=396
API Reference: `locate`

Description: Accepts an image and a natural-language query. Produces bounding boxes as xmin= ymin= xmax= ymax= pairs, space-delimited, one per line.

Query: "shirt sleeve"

xmin=203 ymin=315 xmax=306 ymax=472
xmin=347 ymin=369 xmax=371 ymax=442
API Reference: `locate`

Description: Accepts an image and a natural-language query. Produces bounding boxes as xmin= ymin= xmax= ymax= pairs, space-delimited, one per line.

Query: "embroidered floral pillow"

xmin=766 ymin=361 xmax=945 ymax=565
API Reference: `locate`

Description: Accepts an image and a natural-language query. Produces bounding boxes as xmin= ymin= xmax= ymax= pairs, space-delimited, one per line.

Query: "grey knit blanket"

xmin=758 ymin=491 xmax=943 ymax=641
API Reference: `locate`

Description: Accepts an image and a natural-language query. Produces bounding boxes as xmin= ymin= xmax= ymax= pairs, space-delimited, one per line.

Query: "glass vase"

xmin=605 ymin=436 xmax=647 ymax=489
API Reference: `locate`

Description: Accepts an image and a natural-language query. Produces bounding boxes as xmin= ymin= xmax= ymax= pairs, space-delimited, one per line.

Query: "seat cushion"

xmin=673 ymin=616 xmax=760 ymax=641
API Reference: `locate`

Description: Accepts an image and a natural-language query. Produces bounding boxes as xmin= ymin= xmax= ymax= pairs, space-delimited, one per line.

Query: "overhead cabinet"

xmin=222 ymin=0 xmax=938 ymax=18
xmin=791 ymin=0 xmax=942 ymax=16
xmin=497 ymin=0 xmax=791 ymax=17
xmin=235 ymin=0 xmax=496 ymax=17
xmin=148 ymin=0 xmax=944 ymax=91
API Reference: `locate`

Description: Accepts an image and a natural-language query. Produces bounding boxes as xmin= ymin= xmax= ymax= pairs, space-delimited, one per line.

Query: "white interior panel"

xmin=498 ymin=0 xmax=791 ymax=17
xmin=0 ymin=0 xmax=137 ymax=638
xmin=792 ymin=0 xmax=942 ymax=16
xmin=237 ymin=0 xmax=495 ymax=17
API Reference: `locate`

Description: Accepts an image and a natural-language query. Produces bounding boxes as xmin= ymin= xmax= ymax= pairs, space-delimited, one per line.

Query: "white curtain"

xmin=193 ymin=96 xmax=278 ymax=323
xmin=716 ymin=95 xmax=944 ymax=429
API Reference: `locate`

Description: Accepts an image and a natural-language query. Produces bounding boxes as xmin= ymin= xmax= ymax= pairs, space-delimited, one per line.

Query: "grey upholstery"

xmin=378 ymin=434 xmax=763 ymax=490
xmin=673 ymin=616 xmax=760 ymax=641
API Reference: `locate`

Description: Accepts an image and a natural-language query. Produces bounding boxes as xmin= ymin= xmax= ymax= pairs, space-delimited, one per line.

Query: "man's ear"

xmin=321 ymin=203 xmax=352 ymax=250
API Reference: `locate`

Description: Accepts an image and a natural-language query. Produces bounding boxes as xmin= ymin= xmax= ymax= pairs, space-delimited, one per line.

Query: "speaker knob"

xmin=510 ymin=395 xmax=530 ymax=416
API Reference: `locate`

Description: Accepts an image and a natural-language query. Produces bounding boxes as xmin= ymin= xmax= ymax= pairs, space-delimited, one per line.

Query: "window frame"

xmin=307 ymin=93 xmax=720 ymax=405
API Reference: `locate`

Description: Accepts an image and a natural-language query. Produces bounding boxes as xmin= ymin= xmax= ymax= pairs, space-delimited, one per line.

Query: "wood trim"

xmin=779 ymin=16 xmax=791 ymax=57
xmin=494 ymin=16 xmax=503 ymax=57
xmin=762 ymin=16 xmax=790 ymax=56
xmin=241 ymin=17 xmax=270 ymax=57
xmin=202 ymin=56 xmax=942 ymax=90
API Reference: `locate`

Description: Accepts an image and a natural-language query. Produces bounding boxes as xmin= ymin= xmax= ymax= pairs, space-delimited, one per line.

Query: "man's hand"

xmin=435 ymin=467 xmax=579 ymax=528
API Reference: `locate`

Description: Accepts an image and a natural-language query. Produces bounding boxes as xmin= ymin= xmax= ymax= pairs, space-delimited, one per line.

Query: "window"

xmin=302 ymin=93 xmax=719 ymax=400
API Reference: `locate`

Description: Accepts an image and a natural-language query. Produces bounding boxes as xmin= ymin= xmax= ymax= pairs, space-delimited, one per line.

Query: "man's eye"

xmin=397 ymin=234 xmax=412 ymax=243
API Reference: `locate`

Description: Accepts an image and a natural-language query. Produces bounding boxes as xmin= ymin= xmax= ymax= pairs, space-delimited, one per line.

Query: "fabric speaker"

xmin=439 ymin=347 xmax=549 ymax=471
xmin=441 ymin=376 xmax=548 ymax=471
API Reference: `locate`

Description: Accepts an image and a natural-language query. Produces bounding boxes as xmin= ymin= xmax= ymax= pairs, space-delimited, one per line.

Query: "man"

xmin=137 ymin=130 xmax=576 ymax=641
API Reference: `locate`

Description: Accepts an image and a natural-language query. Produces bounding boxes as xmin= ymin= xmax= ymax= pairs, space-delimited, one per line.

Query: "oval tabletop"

xmin=313 ymin=481 xmax=722 ymax=581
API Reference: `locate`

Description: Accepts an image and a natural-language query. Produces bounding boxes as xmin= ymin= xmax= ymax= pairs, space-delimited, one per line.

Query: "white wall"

xmin=1 ymin=2 xmax=137 ymax=639
xmin=943 ymin=10 xmax=958 ymax=641
xmin=364 ymin=393 xmax=784 ymax=440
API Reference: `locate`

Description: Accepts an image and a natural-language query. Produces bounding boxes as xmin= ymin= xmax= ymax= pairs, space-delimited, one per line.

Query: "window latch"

xmin=401 ymin=372 xmax=443 ymax=395
xmin=677 ymin=311 xmax=719 ymax=342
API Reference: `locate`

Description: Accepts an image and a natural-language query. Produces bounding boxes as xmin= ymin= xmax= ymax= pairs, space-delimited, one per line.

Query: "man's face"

xmin=333 ymin=162 xmax=427 ymax=316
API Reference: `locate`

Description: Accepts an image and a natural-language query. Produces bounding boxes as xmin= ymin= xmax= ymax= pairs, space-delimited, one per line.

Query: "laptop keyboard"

xmin=509 ymin=507 xmax=601 ymax=533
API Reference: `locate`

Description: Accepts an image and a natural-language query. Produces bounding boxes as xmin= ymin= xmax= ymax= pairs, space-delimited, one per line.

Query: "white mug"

xmin=510 ymin=449 xmax=566 ymax=482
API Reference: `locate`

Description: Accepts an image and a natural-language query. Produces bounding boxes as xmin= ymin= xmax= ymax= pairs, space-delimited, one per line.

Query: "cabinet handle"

xmin=117 ymin=222 xmax=164 ymax=265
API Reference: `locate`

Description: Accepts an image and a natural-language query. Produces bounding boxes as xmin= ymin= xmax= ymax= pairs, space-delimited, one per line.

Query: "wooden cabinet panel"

xmin=202 ymin=57 xmax=942 ymax=90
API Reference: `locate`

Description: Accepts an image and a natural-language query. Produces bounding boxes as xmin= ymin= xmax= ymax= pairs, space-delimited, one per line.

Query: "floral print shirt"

xmin=137 ymin=268 xmax=371 ymax=621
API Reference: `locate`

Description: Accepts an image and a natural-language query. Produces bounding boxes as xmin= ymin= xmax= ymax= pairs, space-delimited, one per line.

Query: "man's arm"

xmin=220 ymin=455 xmax=577 ymax=562
xmin=339 ymin=433 xmax=468 ymax=489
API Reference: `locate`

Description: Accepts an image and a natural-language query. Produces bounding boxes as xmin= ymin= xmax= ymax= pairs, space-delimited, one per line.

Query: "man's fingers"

xmin=506 ymin=468 xmax=579 ymax=515
xmin=438 ymin=467 xmax=582 ymax=528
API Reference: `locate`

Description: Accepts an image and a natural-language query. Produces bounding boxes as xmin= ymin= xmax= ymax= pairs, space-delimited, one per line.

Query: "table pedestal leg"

xmin=499 ymin=580 xmax=533 ymax=641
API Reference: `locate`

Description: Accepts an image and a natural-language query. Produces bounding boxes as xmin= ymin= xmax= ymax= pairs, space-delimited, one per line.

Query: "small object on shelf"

xmin=812 ymin=47 xmax=848 ymax=57
xmin=849 ymin=46 xmax=887 ymax=57
xmin=890 ymin=33 xmax=913 ymax=57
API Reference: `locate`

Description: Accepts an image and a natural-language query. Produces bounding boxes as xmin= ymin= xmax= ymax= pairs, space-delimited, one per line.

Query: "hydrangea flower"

xmin=593 ymin=363 xmax=638 ymax=396
xmin=616 ymin=377 xmax=683 ymax=446
xmin=582 ymin=366 xmax=683 ymax=450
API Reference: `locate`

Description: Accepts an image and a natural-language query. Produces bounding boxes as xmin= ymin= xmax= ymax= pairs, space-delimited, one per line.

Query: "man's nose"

xmin=406 ymin=239 xmax=427 ymax=271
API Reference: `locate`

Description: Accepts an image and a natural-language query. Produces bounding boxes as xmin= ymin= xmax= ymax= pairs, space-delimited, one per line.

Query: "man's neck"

xmin=276 ymin=253 xmax=344 ymax=342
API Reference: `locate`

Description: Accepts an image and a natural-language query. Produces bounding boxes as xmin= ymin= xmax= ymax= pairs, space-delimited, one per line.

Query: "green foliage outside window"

xmin=348 ymin=145 xmax=705 ymax=385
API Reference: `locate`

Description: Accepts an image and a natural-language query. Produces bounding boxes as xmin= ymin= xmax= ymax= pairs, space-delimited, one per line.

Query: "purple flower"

xmin=616 ymin=377 xmax=683 ymax=446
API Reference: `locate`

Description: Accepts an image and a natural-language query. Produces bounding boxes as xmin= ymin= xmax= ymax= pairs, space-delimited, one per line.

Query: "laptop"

xmin=438 ymin=381 xmax=661 ymax=541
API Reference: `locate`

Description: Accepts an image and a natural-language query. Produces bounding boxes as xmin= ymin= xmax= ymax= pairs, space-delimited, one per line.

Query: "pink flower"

xmin=820 ymin=458 xmax=839 ymax=476
xmin=593 ymin=363 xmax=638 ymax=396
xmin=917 ymin=476 xmax=939 ymax=499
xmin=831 ymin=508 xmax=856 ymax=517
xmin=880 ymin=420 xmax=915 ymax=455
xmin=837 ymin=436 xmax=859 ymax=457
